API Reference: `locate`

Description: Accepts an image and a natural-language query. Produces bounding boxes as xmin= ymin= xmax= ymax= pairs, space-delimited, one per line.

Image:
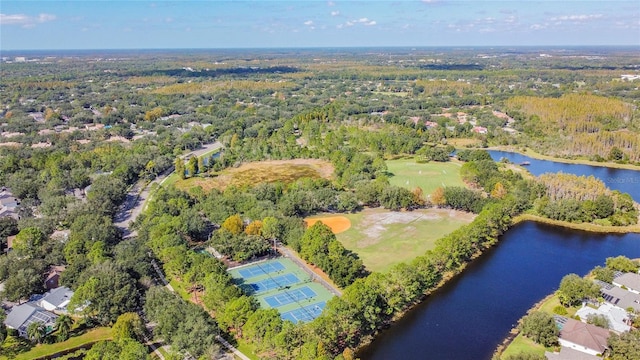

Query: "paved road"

xmin=114 ymin=141 xmax=223 ymax=238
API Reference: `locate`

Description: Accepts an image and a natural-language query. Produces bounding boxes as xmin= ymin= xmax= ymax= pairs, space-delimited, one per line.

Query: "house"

xmin=613 ymin=272 xmax=640 ymax=294
xmin=545 ymin=346 xmax=600 ymax=360
xmin=44 ymin=266 xmax=66 ymax=290
xmin=4 ymin=302 xmax=58 ymax=338
xmin=424 ymin=121 xmax=439 ymax=128
xmin=575 ymin=302 xmax=631 ymax=333
xmin=37 ymin=286 xmax=73 ymax=312
xmin=600 ymin=284 xmax=640 ymax=313
xmin=0 ymin=188 xmax=20 ymax=219
xmin=556 ymin=317 xmax=610 ymax=356
xmin=472 ymin=126 xmax=488 ymax=134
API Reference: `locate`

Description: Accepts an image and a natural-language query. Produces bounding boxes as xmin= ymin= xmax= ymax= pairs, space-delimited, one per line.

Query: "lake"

xmin=359 ymin=151 xmax=640 ymax=360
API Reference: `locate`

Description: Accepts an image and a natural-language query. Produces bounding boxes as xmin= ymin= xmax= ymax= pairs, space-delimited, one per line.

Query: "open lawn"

xmin=335 ymin=208 xmax=475 ymax=272
xmin=499 ymin=334 xmax=546 ymax=360
xmin=386 ymin=159 xmax=466 ymax=195
xmin=3 ymin=327 xmax=112 ymax=360
xmin=175 ymin=159 xmax=333 ymax=193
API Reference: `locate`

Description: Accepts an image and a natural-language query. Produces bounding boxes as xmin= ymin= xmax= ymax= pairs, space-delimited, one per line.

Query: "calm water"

xmin=360 ymin=152 xmax=640 ymax=360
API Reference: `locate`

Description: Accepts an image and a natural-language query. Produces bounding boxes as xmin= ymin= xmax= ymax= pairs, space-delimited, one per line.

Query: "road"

xmin=113 ymin=141 xmax=250 ymax=359
xmin=114 ymin=141 xmax=223 ymax=238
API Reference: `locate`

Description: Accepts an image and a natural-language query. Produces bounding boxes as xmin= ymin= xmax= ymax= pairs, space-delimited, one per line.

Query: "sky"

xmin=1 ymin=1 xmax=639 ymax=50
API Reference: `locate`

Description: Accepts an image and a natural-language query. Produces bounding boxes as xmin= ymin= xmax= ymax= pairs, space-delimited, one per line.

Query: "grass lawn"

xmin=336 ymin=208 xmax=475 ymax=272
xmin=234 ymin=338 xmax=260 ymax=360
xmin=7 ymin=327 xmax=112 ymax=360
xmin=385 ymin=158 xmax=466 ymax=195
xmin=174 ymin=159 xmax=334 ymax=193
xmin=500 ymin=334 xmax=546 ymax=359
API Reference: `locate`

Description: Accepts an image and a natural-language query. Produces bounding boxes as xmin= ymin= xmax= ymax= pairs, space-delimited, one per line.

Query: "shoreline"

xmin=486 ymin=146 xmax=640 ymax=172
xmin=513 ymin=214 xmax=640 ymax=234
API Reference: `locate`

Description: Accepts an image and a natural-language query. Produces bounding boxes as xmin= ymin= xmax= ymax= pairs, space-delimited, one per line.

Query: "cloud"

xmin=549 ymin=14 xmax=603 ymax=22
xmin=328 ymin=1 xmax=335 ymax=6
xmin=0 ymin=13 xmax=56 ymax=28
xmin=304 ymin=20 xmax=313 ymax=26
xmin=331 ymin=11 xmax=340 ymax=16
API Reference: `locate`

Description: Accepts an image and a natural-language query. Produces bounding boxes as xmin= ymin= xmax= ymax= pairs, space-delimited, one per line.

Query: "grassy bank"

xmin=513 ymin=213 xmax=640 ymax=234
xmin=4 ymin=327 xmax=112 ymax=360
xmin=489 ymin=146 xmax=640 ymax=171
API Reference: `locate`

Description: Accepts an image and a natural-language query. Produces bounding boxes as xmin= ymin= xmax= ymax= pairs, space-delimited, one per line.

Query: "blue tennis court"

xmin=249 ymin=273 xmax=301 ymax=293
xmin=281 ymin=301 xmax=326 ymax=324
xmin=238 ymin=261 xmax=285 ymax=279
xmin=264 ymin=286 xmax=317 ymax=307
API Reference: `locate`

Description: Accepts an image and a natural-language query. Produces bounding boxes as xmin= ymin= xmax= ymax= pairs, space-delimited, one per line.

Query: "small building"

xmin=4 ymin=302 xmax=58 ymax=338
xmin=613 ymin=272 xmax=640 ymax=294
xmin=545 ymin=346 xmax=600 ymax=360
xmin=37 ymin=286 xmax=74 ymax=312
xmin=44 ymin=266 xmax=66 ymax=290
xmin=556 ymin=317 xmax=610 ymax=356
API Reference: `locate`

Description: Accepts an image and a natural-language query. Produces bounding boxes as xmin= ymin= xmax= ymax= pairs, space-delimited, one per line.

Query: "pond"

xmin=359 ymin=152 xmax=640 ymax=360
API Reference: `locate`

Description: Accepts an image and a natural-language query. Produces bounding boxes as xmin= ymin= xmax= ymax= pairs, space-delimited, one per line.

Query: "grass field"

xmin=175 ymin=159 xmax=334 ymax=193
xmin=499 ymin=334 xmax=546 ymax=359
xmin=335 ymin=208 xmax=475 ymax=272
xmin=3 ymin=327 xmax=112 ymax=360
xmin=386 ymin=159 xmax=466 ymax=195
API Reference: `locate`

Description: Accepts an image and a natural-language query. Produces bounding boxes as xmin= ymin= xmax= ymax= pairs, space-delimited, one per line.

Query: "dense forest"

xmin=1 ymin=48 xmax=639 ymax=359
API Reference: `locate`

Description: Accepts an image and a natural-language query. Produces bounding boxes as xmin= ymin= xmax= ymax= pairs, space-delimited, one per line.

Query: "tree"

xmin=175 ymin=157 xmax=185 ymax=180
xmin=221 ymin=214 xmax=244 ymax=235
xmin=218 ymin=296 xmax=256 ymax=337
xmin=519 ymin=311 xmax=558 ymax=347
xmin=1 ymin=267 xmax=43 ymax=303
xmin=261 ymin=216 xmax=282 ymax=240
xmin=68 ymin=262 xmax=139 ymax=325
xmin=490 ymin=182 xmax=508 ymax=199
xmin=430 ymin=187 xmax=446 ymax=206
xmin=607 ymin=329 xmax=640 ymax=360
xmin=13 ymin=227 xmax=46 ymax=256
xmin=27 ymin=322 xmax=47 ymax=344
xmin=609 ymin=146 xmax=624 ymax=161
xmin=0 ymin=311 xmax=7 ymax=343
xmin=557 ymin=274 xmax=600 ymax=307
xmin=591 ymin=266 xmax=614 ymax=283
xmin=112 ymin=312 xmax=145 ymax=342
xmin=606 ymin=256 xmax=639 ymax=273
xmin=55 ymin=314 xmax=74 ymax=341
xmin=586 ymin=314 xmax=610 ymax=329
xmin=244 ymin=220 xmax=263 ymax=236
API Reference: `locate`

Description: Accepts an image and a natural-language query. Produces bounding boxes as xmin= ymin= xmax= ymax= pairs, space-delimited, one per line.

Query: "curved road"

xmin=114 ymin=141 xmax=223 ymax=238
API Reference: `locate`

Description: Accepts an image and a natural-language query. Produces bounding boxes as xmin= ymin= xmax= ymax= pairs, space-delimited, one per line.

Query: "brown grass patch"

xmin=176 ymin=159 xmax=334 ymax=193
xmin=304 ymin=216 xmax=352 ymax=234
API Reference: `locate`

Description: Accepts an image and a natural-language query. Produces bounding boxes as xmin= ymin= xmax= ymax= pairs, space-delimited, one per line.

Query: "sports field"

xmin=335 ymin=208 xmax=475 ymax=272
xmin=228 ymin=258 xmax=334 ymax=324
xmin=386 ymin=159 xmax=466 ymax=195
xmin=304 ymin=216 xmax=351 ymax=234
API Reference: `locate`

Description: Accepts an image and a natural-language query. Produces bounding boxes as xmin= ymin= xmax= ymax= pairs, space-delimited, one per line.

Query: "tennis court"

xmin=238 ymin=261 xmax=285 ymax=278
xmin=264 ymin=286 xmax=317 ymax=307
xmin=249 ymin=273 xmax=301 ymax=293
xmin=228 ymin=257 xmax=334 ymax=324
xmin=281 ymin=301 xmax=327 ymax=324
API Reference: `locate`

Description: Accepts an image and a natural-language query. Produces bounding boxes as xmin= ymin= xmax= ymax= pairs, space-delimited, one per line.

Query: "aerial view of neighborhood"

xmin=1 ymin=1 xmax=639 ymax=360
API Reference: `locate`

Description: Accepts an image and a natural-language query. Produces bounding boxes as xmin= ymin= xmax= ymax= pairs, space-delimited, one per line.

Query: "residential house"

xmin=556 ymin=317 xmax=610 ymax=356
xmin=4 ymin=302 xmax=58 ymax=338
xmin=613 ymin=272 xmax=640 ymax=294
xmin=37 ymin=286 xmax=74 ymax=312
xmin=472 ymin=126 xmax=488 ymax=134
xmin=575 ymin=302 xmax=631 ymax=333
xmin=44 ymin=266 xmax=65 ymax=290
xmin=600 ymin=283 xmax=640 ymax=313
xmin=545 ymin=346 xmax=600 ymax=360
xmin=0 ymin=188 xmax=20 ymax=219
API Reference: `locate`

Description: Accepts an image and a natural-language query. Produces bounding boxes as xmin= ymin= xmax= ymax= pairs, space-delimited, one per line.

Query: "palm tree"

xmin=55 ymin=315 xmax=74 ymax=341
xmin=26 ymin=322 xmax=46 ymax=344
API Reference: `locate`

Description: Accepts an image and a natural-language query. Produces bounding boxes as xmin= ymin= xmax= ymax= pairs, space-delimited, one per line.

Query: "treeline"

xmin=534 ymin=173 xmax=638 ymax=226
xmin=506 ymin=93 xmax=639 ymax=163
